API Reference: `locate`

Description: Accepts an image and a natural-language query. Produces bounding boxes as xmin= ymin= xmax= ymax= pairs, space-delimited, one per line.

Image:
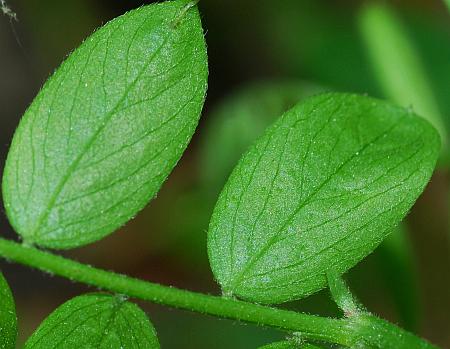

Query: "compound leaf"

xmin=0 ymin=271 xmax=17 ymax=349
xmin=208 ymin=93 xmax=439 ymax=304
xmin=2 ymin=0 xmax=208 ymax=249
xmin=24 ymin=294 xmax=159 ymax=349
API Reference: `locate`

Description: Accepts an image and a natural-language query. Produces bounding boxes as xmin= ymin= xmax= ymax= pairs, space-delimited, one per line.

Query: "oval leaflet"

xmin=207 ymin=93 xmax=440 ymax=304
xmin=2 ymin=0 xmax=208 ymax=249
xmin=25 ymin=293 xmax=159 ymax=349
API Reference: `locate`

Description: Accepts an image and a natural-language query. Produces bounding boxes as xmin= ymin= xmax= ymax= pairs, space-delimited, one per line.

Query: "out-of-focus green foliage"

xmin=358 ymin=3 xmax=447 ymax=149
xmin=152 ymin=309 xmax=283 ymax=349
xmin=256 ymin=0 xmax=379 ymax=95
xmin=405 ymin=15 xmax=450 ymax=141
xmin=445 ymin=0 xmax=450 ymax=12
xmin=204 ymin=0 xmax=450 ymax=132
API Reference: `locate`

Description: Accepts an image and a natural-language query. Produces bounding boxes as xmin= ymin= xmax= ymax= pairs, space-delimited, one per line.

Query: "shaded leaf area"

xmin=25 ymin=293 xmax=159 ymax=349
xmin=208 ymin=93 xmax=439 ymax=304
xmin=2 ymin=0 xmax=208 ymax=249
xmin=0 ymin=271 xmax=17 ymax=349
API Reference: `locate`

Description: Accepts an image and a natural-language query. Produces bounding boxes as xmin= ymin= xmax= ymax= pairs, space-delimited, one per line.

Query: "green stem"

xmin=0 ymin=238 xmax=352 ymax=345
xmin=0 ymin=237 xmax=438 ymax=349
xmin=326 ymin=271 xmax=360 ymax=316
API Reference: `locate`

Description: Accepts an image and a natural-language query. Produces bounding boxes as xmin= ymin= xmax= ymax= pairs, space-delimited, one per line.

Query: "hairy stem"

xmin=0 ymin=237 xmax=438 ymax=348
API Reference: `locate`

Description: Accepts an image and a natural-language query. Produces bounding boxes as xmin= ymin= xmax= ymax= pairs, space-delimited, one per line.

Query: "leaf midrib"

xmin=28 ymin=26 xmax=172 ymax=241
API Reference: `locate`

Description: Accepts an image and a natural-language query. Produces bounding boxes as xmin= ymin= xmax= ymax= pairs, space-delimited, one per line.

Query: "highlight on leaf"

xmin=2 ymin=0 xmax=208 ymax=249
xmin=208 ymin=92 xmax=440 ymax=304
xmin=24 ymin=293 xmax=159 ymax=349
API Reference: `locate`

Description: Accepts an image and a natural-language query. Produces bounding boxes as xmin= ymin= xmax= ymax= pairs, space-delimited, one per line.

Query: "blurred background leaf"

xmin=358 ymin=2 xmax=447 ymax=154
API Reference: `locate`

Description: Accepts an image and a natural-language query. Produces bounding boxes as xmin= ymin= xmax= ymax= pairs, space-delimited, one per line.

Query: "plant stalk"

xmin=0 ymin=237 xmax=438 ymax=349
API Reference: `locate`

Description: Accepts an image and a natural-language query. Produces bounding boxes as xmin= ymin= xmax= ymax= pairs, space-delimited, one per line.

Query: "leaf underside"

xmin=24 ymin=293 xmax=160 ymax=349
xmin=2 ymin=0 xmax=208 ymax=249
xmin=0 ymin=271 xmax=17 ymax=349
xmin=208 ymin=92 xmax=439 ymax=304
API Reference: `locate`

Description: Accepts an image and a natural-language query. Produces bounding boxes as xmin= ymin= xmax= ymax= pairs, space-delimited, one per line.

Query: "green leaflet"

xmin=0 ymin=272 xmax=17 ymax=349
xmin=24 ymin=294 xmax=159 ymax=349
xmin=201 ymin=80 xmax=323 ymax=193
xmin=208 ymin=93 xmax=439 ymax=304
xmin=2 ymin=0 xmax=208 ymax=249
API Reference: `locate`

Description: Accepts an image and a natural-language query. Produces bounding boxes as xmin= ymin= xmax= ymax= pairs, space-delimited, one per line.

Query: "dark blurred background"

xmin=0 ymin=0 xmax=449 ymax=348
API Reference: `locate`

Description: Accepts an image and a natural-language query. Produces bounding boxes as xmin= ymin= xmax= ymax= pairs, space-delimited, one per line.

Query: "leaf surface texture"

xmin=208 ymin=93 xmax=439 ymax=304
xmin=2 ymin=1 xmax=208 ymax=249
